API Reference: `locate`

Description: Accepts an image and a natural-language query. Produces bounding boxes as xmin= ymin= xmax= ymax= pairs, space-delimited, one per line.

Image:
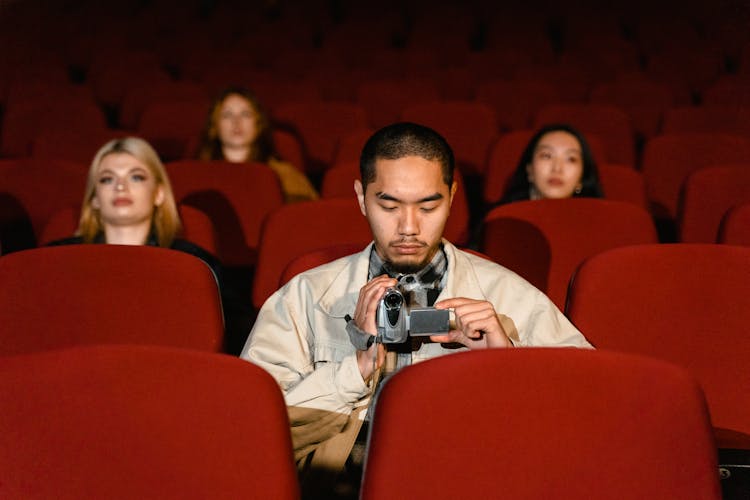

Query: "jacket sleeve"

xmin=241 ymin=285 xmax=373 ymax=457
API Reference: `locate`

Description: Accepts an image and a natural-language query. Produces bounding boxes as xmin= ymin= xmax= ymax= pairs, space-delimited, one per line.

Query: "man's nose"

xmin=398 ymin=207 xmax=419 ymax=235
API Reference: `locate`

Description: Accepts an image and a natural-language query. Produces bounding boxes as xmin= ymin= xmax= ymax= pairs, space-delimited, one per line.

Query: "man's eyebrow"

xmin=375 ymin=192 xmax=444 ymax=203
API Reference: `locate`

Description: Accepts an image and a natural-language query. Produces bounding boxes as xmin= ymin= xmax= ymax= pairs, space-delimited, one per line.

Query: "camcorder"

xmin=376 ymin=287 xmax=450 ymax=344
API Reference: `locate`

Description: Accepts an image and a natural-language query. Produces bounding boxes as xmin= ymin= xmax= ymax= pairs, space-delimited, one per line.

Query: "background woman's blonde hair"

xmin=77 ymin=137 xmax=181 ymax=247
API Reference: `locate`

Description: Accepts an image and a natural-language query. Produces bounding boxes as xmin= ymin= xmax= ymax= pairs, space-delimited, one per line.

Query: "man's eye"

xmin=380 ymin=205 xmax=397 ymax=212
xmin=420 ymin=206 xmax=437 ymax=213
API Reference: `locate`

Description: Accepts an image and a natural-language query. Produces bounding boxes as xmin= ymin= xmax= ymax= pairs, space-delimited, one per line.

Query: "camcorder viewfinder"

xmin=376 ymin=287 xmax=450 ymax=344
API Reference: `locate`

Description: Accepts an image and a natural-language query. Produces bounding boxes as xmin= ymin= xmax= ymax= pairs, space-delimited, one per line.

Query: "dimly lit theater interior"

xmin=0 ymin=0 xmax=749 ymax=498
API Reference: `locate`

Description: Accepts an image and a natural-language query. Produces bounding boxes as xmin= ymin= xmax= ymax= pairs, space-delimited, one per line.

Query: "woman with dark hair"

xmin=197 ymin=86 xmax=318 ymax=203
xmin=500 ymin=124 xmax=603 ymax=204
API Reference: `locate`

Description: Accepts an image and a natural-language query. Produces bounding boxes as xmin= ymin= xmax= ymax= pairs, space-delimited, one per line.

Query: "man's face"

xmin=355 ymin=156 xmax=455 ymax=274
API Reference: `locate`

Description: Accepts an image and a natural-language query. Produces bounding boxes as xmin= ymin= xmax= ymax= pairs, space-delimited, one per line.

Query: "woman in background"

xmin=500 ymin=123 xmax=603 ymax=204
xmin=47 ymin=137 xmax=251 ymax=352
xmin=197 ymin=86 xmax=318 ymax=203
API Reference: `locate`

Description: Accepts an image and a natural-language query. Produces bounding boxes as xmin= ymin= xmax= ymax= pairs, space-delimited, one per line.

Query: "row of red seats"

xmin=1 ymin=242 xmax=746 ymax=497
xmin=4 ymin=72 xmax=750 ymax=166
xmin=0 ymin=157 xmax=750 ymax=308
xmin=0 ymin=345 xmax=725 ymax=498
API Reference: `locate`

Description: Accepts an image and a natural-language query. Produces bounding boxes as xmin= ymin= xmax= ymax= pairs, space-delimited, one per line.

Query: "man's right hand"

xmin=353 ymin=274 xmax=396 ymax=382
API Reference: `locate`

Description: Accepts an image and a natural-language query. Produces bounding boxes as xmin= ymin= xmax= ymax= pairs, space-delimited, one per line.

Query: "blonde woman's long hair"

xmin=77 ymin=137 xmax=181 ymax=247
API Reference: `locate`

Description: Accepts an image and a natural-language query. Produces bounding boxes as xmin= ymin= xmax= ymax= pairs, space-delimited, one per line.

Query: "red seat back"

xmin=401 ymin=100 xmax=498 ymax=176
xmin=719 ymin=202 xmax=750 ymax=246
xmin=362 ymin=349 xmax=720 ymax=499
xmin=252 ymin=198 xmax=372 ymax=308
xmin=679 ymin=164 xmax=750 ymax=242
xmin=566 ymin=243 xmax=750 ymax=448
xmin=0 ymin=345 xmax=298 ymax=499
xmin=481 ymin=199 xmax=658 ymax=308
xmin=642 ymin=133 xmax=750 ymax=220
xmin=166 ymin=160 xmax=284 ymax=268
xmin=0 ymin=245 xmax=224 ymax=355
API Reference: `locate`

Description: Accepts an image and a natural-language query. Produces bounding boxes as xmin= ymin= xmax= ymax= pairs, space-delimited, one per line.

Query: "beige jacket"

xmin=241 ymin=241 xmax=591 ymax=460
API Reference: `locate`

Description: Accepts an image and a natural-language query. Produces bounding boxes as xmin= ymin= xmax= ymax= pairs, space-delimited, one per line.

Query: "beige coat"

xmin=241 ymin=241 xmax=591 ymax=461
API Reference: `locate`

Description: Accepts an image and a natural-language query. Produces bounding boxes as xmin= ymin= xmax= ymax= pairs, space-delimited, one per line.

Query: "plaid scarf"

xmin=368 ymin=244 xmax=448 ymax=307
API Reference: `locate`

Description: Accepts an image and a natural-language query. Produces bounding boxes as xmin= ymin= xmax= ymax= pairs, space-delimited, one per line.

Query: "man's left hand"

xmin=431 ymin=297 xmax=513 ymax=349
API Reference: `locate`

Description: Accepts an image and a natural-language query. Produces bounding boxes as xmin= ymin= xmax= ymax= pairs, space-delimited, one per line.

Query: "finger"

xmin=434 ymin=297 xmax=477 ymax=309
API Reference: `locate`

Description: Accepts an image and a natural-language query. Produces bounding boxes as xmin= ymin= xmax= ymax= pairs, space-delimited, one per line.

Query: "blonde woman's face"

xmin=216 ymin=94 xmax=258 ymax=151
xmin=526 ymin=131 xmax=584 ymax=199
xmin=91 ymin=153 xmax=164 ymax=228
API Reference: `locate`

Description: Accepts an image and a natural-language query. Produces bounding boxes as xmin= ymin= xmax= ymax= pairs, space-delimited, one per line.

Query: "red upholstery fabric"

xmin=361 ymin=349 xmax=720 ymax=499
xmin=598 ymin=163 xmax=649 ymax=209
xmin=252 ymin=197 xmax=372 ymax=309
xmin=279 ymin=242 xmax=364 ymax=286
xmin=355 ymin=79 xmax=440 ymax=129
xmin=589 ymin=79 xmax=676 ymax=138
xmin=166 ymin=160 xmax=284 ymax=268
xmin=661 ymin=106 xmax=750 ymax=135
xmin=641 ymin=133 xmax=750 ymax=220
xmin=400 ymin=100 xmax=498 ymax=176
xmin=136 ymin=98 xmax=211 ymax=161
xmin=566 ymin=244 xmax=750 ymax=449
xmin=0 ymin=158 xmax=87 ymax=244
xmin=475 ymin=79 xmax=560 ymax=131
xmin=31 ymin=128 xmax=125 ymax=164
xmin=0 ymin=345 xmax=298 ymax=499
xmin=320 ymin=161 xmax=471 ymax=246
xmin=719 ymin=203 xmax=750 ymax=246
xmin=482 ymin=129 xmax=609 ymax=206
xmin=0 ymin=245 xmax=224 ymax=355
xmin=533 ymin=104 xmax=635 ymax=166
xmin=679 ymin=164 xmax=750 ymax=242
xmin=272 ymin=128 xmax=306 ymax=173
xmin=0 ymin=97 xmax=108 ymax=158
xmin=331 ymin=127 xmax=375 ymax=164
xmin=40 ymin=204 xmax=219 ymax=256
xmin=481 ymin=199 xmax=658 ymax=308
xmin=273 ymin=100 xmax=369 ymax=174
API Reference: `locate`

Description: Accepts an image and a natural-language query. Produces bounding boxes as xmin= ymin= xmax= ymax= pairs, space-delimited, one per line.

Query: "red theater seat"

xmin=566 ymin=243 xmax=750 ymax=451
xmin=361 ymin=349 xmax=720 ymax=499
xmin=0 ymin=245 xmax=224 ymax=355
xmin=0 ymin=345 xmax=298 ymax=499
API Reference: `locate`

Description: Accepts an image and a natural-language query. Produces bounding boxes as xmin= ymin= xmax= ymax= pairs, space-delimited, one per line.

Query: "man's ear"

xmin=354 ymin=179 xmax=367 ymax=216
xmin=449 ymin=180 xmax=457 ymax=207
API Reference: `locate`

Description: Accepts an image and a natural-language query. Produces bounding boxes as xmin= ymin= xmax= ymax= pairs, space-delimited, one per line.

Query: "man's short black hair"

xmin=359 ymin=122 xmax=455 ymax=191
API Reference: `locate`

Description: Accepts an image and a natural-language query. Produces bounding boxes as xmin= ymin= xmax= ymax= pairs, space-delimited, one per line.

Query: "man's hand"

xmin=353 ymin=275 xmax=397 ymax=381
xmin=431 ymin=297 xmax=513 ymax=349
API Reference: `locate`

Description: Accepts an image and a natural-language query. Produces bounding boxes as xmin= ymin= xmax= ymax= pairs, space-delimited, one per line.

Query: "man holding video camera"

xmin=240 ymin=122 xmax=591 ymax=496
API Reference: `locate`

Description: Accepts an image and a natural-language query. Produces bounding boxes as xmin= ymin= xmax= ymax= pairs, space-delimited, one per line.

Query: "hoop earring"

xmin=574 ymin=185 xmax=582 ymax=195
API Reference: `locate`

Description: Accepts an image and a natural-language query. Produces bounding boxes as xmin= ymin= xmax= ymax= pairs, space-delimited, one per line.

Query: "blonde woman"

xmin=49 ymin=136 xmax=220 ymax=271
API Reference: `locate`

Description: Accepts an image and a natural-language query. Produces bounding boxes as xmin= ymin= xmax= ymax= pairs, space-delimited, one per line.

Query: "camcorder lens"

xmin=384 ymin=290 xmax=403 ymax=310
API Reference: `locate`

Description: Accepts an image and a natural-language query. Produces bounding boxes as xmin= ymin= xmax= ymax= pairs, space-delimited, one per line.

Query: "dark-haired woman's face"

xmin=217 ymin=94 xmax=258 ymax=153
xmin=526 ymin=131 xmax=583 ymax=199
